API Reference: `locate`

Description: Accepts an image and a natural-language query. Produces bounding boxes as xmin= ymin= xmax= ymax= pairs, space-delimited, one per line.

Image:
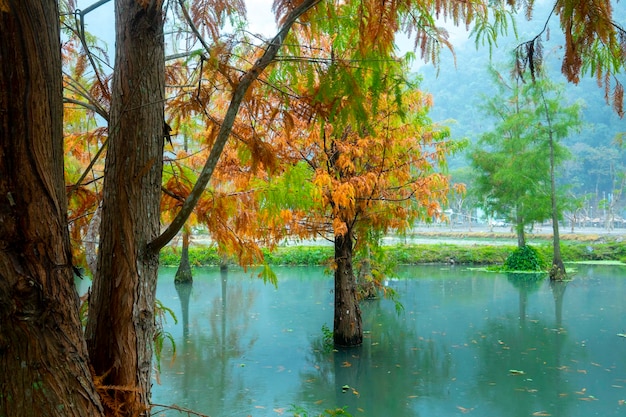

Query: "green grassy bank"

xmin=160 ymin=239 xmax=626 ymax=267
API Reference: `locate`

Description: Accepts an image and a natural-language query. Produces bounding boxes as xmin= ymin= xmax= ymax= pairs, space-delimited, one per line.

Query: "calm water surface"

xmin=150 ymin=264 xmax=626 ymax=416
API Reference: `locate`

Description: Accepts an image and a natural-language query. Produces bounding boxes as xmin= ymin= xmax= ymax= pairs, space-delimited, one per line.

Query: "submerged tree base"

xmin=175 ymin=262 xmax=193 ymax=284
xmin=549 ymin=264 xmax=567 ymax=281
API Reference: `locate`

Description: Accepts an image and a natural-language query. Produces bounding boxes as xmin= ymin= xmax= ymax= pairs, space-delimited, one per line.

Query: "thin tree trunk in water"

xmin=357 ymin=246 xmax=376 ymax=299
xmin=333 ymin=229 xmax=363 ymax=347
xmin=550 ymin=216 xmax=566 ymax=280
xmin=175 ymin=229 xmax=193 ymax=283
xmin=84 ymin=1 xmax=165 ymax=415
xmin=545 ymin=93 xmax=566 ymax=280
xmin=515 ymin=212 xmax=526 ymax=248
xmin=0 ymin=2 xmax=103 ymax=415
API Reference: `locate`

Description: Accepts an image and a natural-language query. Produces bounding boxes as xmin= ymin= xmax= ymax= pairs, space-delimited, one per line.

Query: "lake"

xmin=150 ymin=264 xmax=626 ymax=417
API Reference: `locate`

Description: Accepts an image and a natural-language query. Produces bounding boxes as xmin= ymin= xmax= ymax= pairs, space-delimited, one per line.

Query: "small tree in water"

xmin=471 ymin=64 xmax=581 ymax=278
xmin=259 ymin=59 xmax=458 ymax=346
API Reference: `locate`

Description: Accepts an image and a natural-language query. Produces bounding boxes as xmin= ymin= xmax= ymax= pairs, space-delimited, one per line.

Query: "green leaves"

xmin=470 ymin=65 xmax=582 ymax=235
xmin=504 ymin=245 xmax=547 ymax=272
xmin=258 ymin=161 xmax=319 ymax=212
xmin=258 ymin=263 xmax=278 ymax=287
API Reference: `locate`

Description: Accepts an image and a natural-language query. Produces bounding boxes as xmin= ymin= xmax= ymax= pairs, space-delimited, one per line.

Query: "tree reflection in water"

xmin=469 ymin=273 xmax=578 ymax=417
xmin=163 ymin=268 xmax=258 ymax=415
xmin=297 ymin=297 xmax=453 ymax=416
xmin=152 ymin=265 xmax=626 ymax=417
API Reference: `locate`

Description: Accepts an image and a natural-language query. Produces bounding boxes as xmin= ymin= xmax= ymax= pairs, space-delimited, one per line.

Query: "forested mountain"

xmin=415 ymin=2 xmax=625 ymax=218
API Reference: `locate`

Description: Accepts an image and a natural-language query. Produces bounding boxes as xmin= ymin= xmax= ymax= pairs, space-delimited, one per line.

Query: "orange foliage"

xmin=61 ymin=0 xmax=623 ymax=269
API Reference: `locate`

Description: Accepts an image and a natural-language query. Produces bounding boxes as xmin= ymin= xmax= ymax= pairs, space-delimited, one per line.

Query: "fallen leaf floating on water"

xmin=514 ymin=386 xmax=539 ymax=393
xmin=273 ymin=408 xmax=285 ymax=415
xmin=341 ymin=361 xmax=352 ymax=367
xmin=456 ymin=405 xmax=474 ymax=413
xmin=509 ymin=369 xmax=526 ymax=375
xmin=532 ymin=412 xmax=551 ymax=416
xmin=617 ymin=333 xmax=626 ymax=338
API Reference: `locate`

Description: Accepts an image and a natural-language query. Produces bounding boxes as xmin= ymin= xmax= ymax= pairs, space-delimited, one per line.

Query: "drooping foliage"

xmin=514 ymin=0 xmax=625 ymax=116
xmin=59 ymin=0 xmax=624 ymax=268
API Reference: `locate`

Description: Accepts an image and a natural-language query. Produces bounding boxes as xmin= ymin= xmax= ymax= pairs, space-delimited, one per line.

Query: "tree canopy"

xmin=470 ymin=66 xmax=582 ymax=247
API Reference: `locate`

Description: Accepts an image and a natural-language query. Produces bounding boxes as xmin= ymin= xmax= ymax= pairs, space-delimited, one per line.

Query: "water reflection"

xmin=155 ymin=268 xmax=259 ymax=416
xmin=152 ymin=265 xmax=626 ymax=416
xmin=298 ymin=298 xmax=453 ymax=416
xmin=470 ymin=274 xmax=578 ymax=417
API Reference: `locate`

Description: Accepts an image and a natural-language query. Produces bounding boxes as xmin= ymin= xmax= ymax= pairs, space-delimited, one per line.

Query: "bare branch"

xmin=63 ymin=97 xmax=109 ymax=121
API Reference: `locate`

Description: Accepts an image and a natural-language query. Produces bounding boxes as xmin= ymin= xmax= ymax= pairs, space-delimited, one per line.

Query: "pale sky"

xmin=75 ymin=0 xmax=278 ymax=50
xmin=74 ymin=0 xmax=474 ymax=72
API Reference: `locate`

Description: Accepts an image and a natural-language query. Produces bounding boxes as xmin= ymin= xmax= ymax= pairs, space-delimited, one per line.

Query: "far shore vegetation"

xmin=160 ymin=231 xmax=626 ymax=268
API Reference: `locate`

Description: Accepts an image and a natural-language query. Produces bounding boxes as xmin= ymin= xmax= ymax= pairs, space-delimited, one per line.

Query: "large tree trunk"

xmin=333 ymin=228 xmax=363 ymax=347
xmin=84 ymin=1 xmax=165 ymax=415
xmin=0 ymin=2 xmax=104 ymax=415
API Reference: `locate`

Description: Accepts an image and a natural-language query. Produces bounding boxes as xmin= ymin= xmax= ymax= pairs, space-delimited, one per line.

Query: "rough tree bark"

xmin=333 ymin=227 xmax=363 ymax=347
xmin=0 ymin=1 xmax=104 ymax=415
xmin=84 ymin=0 xmax=165 ymax=415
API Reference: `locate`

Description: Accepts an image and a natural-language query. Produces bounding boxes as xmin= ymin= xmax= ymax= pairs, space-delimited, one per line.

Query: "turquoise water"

xmin=150 ymin=264 xmax=626 ymax=416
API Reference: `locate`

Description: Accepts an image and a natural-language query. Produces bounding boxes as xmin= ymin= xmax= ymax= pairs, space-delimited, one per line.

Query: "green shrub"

xmin=504 ymin=245 xmax=547 ymax=271
xmin=381 ymin=244 xmax=513 ymax=265
xmin=263 ymin=246 xmax=333 ymax=266
xmin=159 ymin=240 xmax=623 ymax=268
xmin=159 ymin=247 xmax=181 ymax=266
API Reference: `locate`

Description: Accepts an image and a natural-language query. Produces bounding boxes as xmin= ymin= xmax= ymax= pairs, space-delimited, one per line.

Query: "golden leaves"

xmin=331 ymin=182 xmax=355 ymax=210
xmin=0 ymin=0 xmax=8 ymax=13
xmin=332 ymin=217 xmax=348 ymax=237
xmin=613 ymin=82 xmax=624 ymax=118
xmin=188 ymin=0 xmax=246 ymax=41
xmin=553 ymin=0 xmax=624 ymax=115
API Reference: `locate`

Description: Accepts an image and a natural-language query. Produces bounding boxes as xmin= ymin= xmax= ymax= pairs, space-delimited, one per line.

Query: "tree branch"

xmin=63 ymin=97 xmax=109 ymax=121
xmin=149 ymin=0 xmax=321 ymax=252
xmin=67 ymin=137 xmax=109 ymax=197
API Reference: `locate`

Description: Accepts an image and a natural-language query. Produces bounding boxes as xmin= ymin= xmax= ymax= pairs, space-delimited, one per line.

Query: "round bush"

xmin=504 ymin=245 xmax=546 ymax=271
